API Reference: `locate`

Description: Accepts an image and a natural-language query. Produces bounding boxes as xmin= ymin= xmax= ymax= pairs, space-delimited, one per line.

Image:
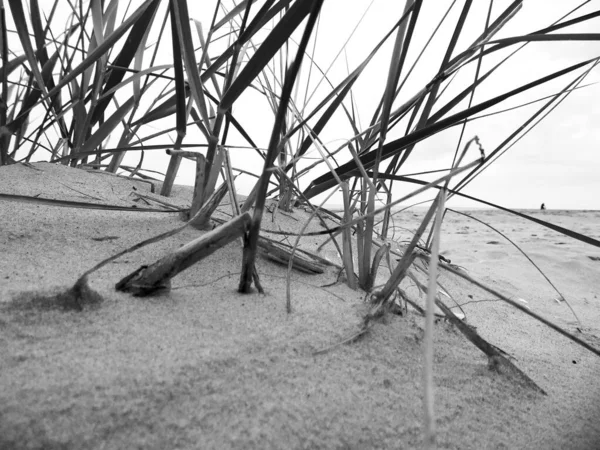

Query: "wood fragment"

xmin=258 ymin=238 xmax=325 ymax=274
xmin=116 ymin=212 xmax=251 ymax=296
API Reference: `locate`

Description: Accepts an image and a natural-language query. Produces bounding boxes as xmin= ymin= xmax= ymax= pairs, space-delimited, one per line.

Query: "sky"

xmin=13 ymin=0 xmax=600 ymax=210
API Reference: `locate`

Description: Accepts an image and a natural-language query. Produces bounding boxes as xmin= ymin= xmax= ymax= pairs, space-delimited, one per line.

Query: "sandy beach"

xmin=1 ymin=162 xmax=599 ymax=449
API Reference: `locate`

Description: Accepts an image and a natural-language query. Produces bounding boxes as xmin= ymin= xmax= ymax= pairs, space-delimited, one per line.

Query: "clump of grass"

xmin=3 ymin=0 xmax=600 ymax=446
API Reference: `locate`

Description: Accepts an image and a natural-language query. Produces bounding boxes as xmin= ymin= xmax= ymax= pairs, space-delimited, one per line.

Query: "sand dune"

xmin=1 ymin=162 xmax=599 ymax=449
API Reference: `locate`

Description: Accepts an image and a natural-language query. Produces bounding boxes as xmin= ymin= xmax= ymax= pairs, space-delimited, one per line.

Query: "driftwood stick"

xmin=116 ymin=212 xmax=251 ymax=296
xmin=258 ymin=238 xmax=325 ymax=274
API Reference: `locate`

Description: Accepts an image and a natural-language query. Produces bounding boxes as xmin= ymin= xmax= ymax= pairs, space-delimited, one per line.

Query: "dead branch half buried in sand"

xmin=116 ymin=212 xmax=252 ymax=296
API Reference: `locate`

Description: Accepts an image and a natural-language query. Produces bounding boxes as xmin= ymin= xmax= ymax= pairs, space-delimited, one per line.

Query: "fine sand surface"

xmin=1 ymin=162 xmax=599 ymax=449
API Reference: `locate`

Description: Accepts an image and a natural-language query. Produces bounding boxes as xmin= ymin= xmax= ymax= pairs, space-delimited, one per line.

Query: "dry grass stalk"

xmin=258 ymin=238 xmax=325 ymax=274
xmin=423 ymin=191 xmax=446 ymax=448
xmin=340 ymin=182 xmax=357 ymax=290
xmin=418 ymin=254 xmax=600 ymax=359
xmin=447 ymin=207 xmax=581 ymax=325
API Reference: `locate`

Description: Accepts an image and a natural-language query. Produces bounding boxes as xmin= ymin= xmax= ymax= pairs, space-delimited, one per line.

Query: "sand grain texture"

xmin=1 ymin=162 xmax=599 ymax=449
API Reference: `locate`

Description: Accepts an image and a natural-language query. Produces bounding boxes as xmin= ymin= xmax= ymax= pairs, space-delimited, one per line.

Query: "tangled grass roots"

xmin=6 ymin=278 xmax=104 ymax=313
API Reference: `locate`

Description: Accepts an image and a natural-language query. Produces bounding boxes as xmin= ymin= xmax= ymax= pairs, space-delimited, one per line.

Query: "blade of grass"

xmin=452 ymin=60 xmax=599 ymax=194
xmin=364 ymin=0 xmax=417 ymax=290
xmin=7 ymin=0 xmax=49 ymax=98
xmin=304 ymin=57 xmax=598 ymax=199
xmin=90 ymin=0 xmax=161 ymax=126
xmin=159 ymin=0 xmax=191 ymax=196
xmin=341 ymin=182 xmax=357 ymax=289
xmin=26 ymin=0 xmax=158 ymax=109
xmin=73 ymin=96 xmax=135 ymax=162
xmin=200 ymin=1 xmax=254 ymax=204
xmin=373 ymin=0 xmax=472 ymax=188
xmin=171 ymin=0 xmax=211 ymax=132
xmin=371 ymin=194 xmax=440 ymax=306
xmin=264 ymin=157 xmax=481 ymax=240
xmin=447 ymin=208 xmax=581 ymax=324
xmin=374 ymin=173 xmax=600 ymax=249
xmin=238 ymin=0 xmax=324 ymax=293
xmin=0 ymin=0 xmax=8 ymax=164
xmin=423 ymin=255 xmax=600 ymax=358
xmin=423 ymin=187 xmax=446 ymax=448
xmin=220 ymin=0 xmax=320 ymax=112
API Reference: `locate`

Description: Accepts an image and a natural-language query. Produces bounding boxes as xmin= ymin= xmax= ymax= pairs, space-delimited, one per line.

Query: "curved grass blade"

xmin=373 ymin=173 xmax=600 ymax=249
xmin=171 ymin=0 xmax=211 ymax=131
xmin=447 ymin=208 xmax=581 ymax=325
xmin=427 ymin=256 xmax=600 ymax=358
xmin=7 ymin=0 xmax=48 ymax=98
xmin=451 ymin=33 xmax=600 ymax=75
xmin=220 ymin=0 xmax=318 ymax=112
xmin=452 ymin=60 xmax=599 ymax=194
xmin=201 ymin=0 xmax=290 ymax=82
xmin=304 ymin=57 xmax=597 ymax=199
xmin=73 ymin=96 xmax=135 ymax=162
xmin=90 ymin=0 xmax=161 ymax=126
xmin=0 ymin=0 xmax=8 ymax=164
xmin=265 ymin=157 xmax=482 ymax=239
xmin=0 ymin=192 xmax=183 ymax=212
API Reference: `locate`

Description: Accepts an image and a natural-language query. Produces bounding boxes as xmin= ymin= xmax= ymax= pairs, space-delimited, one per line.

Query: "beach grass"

xmin=2 ymin=0 xmax=600 ymax=446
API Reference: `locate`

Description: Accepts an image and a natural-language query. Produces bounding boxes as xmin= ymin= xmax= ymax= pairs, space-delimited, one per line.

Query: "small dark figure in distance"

xmin=540 ymin=203 xmax=546 ymax=210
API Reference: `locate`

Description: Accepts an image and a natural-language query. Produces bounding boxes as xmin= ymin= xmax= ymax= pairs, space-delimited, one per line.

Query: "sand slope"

xmin=1 ymin=162 xmax=599 ymax=449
